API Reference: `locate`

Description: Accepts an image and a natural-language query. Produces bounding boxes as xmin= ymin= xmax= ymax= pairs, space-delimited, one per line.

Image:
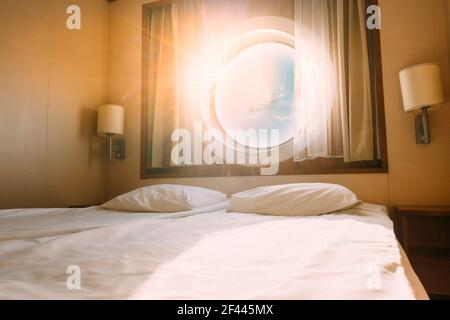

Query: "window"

xmin=215 ymin=42 xmax=295 ymax=149
xmin=141 ymin=0 xmax=387 ymax=178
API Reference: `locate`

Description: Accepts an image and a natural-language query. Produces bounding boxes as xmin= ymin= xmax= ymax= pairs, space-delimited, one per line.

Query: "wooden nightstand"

xmin=393 ymin=206 xmax=450 ymax=298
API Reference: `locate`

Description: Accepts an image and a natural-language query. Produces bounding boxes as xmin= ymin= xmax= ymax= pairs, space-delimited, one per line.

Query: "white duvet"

xmin=0 ymin=202 xmax=427 ymax=300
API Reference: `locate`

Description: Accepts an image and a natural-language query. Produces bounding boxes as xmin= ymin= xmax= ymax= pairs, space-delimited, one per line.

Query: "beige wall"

xmin=0 ymin=0 xmax=109 ymax=209
xmin=107 ymin=0 xmax=450 ymax=207
xmin=380 ymin=0 xmax=450 ymax=206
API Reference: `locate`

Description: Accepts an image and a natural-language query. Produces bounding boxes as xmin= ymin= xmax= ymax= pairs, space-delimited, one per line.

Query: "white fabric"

xmin=294 ymin=0 xmax=338 ymax=161
xmin=0 ymin=202 xmax=427 ymax=300
xmin=0 ymin=201 xmax=229 ymax=241
xmin=102 ymin=185 xmax=227 ymax=213
xmin=229 ymin=183 xmax=360 ymax=216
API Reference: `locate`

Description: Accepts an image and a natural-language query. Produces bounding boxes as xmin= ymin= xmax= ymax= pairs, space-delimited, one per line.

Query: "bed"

xmin=0 ymin=199 xmax=428 ymax=300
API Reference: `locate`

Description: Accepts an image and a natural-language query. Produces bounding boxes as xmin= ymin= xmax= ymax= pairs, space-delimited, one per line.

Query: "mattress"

xmin=0 ymin=202 xmax=428 ymax=300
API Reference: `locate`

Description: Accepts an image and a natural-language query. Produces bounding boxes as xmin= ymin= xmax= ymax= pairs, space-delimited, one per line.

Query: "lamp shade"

xmin=97 ymin=104 xmax=124 ymax=136
xmin=399 ymin=63 xmax=444 ymax=112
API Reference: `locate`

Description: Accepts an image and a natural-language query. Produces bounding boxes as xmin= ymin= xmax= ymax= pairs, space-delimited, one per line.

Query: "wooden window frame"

xmin=140 ymin=0 xmax=388 ymax=179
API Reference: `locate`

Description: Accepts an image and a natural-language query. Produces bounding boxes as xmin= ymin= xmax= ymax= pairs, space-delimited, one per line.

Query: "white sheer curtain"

xmin=294 ymin=0 xmax=374 ymax=162
xmin=294 ymin=0 xmax=340 ymax=161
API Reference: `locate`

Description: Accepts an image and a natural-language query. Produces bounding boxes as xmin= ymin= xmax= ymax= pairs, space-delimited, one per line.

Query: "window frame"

xmin=140 ymin=0 xmax=388 ymax=179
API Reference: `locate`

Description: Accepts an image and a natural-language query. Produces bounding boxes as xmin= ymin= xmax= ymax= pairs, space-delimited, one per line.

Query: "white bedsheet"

xmin=0 ymin=202 xmax=428 ymax=300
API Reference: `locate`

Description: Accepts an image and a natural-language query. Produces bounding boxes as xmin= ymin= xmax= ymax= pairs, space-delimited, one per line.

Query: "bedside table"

xmin=393 ymin=206 xmax=450 ymax=298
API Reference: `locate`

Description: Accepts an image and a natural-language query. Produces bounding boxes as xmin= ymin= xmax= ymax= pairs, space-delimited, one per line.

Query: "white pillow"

xmin=102 ymin=184 xmax=227 ymax=213
xmin=229 ymin=183 xmax=360 ymax=216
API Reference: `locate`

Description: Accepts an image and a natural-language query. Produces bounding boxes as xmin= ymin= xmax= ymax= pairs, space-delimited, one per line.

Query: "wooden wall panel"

xmin=380 ymin=0 xmax=450 ymax=206
xmin=0 ymin=0 xmax=109 ymax=209
xmin=0 ymin=0 xmax=52 ymax=208
xmin=45 ymin=0 xmax=109 ymax=207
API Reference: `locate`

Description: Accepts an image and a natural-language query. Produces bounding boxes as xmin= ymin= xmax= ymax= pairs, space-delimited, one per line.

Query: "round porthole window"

xmin=201 ymin=16 xmax=295 ymax=163
xmin=215 ymin=42 xmax=294 ymax=149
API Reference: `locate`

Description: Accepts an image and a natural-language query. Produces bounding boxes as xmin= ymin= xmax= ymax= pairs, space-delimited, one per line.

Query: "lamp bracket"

xmin=112 ymin=139 xmax=126 ymax=160
xmin=415 ymin=107 xmax=431 ymax=145
xmin=107 ymin=135 xmax=126 ymax=160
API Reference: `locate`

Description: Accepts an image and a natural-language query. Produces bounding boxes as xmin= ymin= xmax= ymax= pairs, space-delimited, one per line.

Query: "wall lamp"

xmin=97 ymin=104 xmax=126 ymax=160
xmin=399 ymin=63 xmax=444 ymax=144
